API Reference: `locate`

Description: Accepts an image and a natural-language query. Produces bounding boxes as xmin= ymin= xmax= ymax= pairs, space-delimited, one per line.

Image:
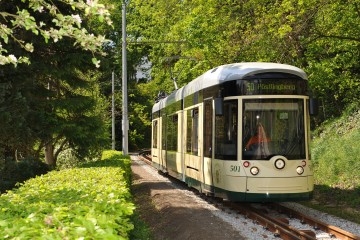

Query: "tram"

xmin=151 ymin=62 xmax=317 ymax=202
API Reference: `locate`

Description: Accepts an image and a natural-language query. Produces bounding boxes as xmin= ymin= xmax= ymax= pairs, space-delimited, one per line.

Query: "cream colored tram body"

xmin=151 ymin=62 xmax=314 ymax=202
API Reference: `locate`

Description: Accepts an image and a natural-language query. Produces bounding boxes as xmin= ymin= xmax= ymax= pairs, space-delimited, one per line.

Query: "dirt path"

xmin=131 ymin=155 xmax=246 ymax=240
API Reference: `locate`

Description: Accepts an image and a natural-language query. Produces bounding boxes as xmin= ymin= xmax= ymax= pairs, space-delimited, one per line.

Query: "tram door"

xmin=202 ymin=98 xmax=214 ymax=194
xmin=160 ymin=113 xmax=167 ymax=171
xmin=152 ymin=118 xmax=161 ymax=167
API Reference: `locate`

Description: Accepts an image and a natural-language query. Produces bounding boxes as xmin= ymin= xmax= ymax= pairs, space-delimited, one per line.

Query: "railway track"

xmin=223 ymin=202 xmax=360 ymax=240
xmin=268 ymin=203 xmax=360 ymax=240
xmin=138 ymin=149 xmax=152 ymax=162
xmin=137 ymin=151 xmax=360 ymax=240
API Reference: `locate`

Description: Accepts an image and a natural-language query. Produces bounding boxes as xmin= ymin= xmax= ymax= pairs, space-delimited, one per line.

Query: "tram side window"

xmin=186 ymin=108 xmax=199 ymax=155
xmin=162 ymin=113 xmax=166 ymax=148
xmin=152 ymin=120 xmax=158 ymax=148
xmin=167 ymin=114 xmax=178 ymax=151
xmin=215 ymin=101 xmax=238 ymax=160
xmin=204 ymin=100 xmax=213 ymax=158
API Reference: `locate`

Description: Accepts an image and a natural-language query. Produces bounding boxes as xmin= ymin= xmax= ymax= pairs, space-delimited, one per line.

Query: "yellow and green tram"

xmin=151 ymin=62 xmax=316 ymax=202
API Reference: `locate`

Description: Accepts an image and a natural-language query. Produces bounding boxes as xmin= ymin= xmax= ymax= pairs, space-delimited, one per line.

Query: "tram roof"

xmin=152 ymin=62 xmax=307 ymax=113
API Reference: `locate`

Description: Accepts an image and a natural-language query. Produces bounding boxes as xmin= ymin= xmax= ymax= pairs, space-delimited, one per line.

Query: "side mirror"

xmin=215 ymin=98 xmax=223 ymax=116
xmin=309 ymin=98 xmax=319 ymax=116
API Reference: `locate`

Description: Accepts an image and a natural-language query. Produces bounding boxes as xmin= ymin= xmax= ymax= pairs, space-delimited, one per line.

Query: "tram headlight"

xmin=274 ymin=159 xmax=285 ymax=169
xmin=296 ymin=166 xmax=304 ymax=175
xmin=250 ymin=167 xmax=259 ymax=175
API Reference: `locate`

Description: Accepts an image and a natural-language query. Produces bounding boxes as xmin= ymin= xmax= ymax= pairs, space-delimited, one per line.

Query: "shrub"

xmin=0 ymin=150 xmax=134 ymax=239
xmin=0 ymin=158 xmax=49 ymax=193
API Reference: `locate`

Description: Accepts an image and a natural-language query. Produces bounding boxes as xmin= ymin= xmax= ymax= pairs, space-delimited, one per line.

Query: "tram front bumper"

xmin=244 ymin=176 xmax=313 ymax=202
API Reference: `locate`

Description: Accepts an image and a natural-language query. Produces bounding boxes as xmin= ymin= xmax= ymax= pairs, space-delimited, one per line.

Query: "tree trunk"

xmin=44 ymin=143 xmax=56 ymax=169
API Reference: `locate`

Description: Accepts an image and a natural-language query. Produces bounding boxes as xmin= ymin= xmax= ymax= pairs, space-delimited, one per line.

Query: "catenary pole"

xmin=111 ymin=71 xmax=115 ymax=150
xmin=122 ymin=2 xmax=128 ymax=155
xmin=120 ymin=2 xmax=185 ymax=155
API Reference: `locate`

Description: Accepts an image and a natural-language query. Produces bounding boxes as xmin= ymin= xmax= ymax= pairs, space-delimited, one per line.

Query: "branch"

xmin=316 ymin=34 xmax=360 ymax=42
xmin=54 ymin=138 xmax=68 ymax=161
xmin=0 ymin=12 xmax=18 ymax=19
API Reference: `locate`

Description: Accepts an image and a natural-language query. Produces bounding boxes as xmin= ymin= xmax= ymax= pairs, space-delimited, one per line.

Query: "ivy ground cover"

xmin=0 ymin=150 xmax=134 ymax=239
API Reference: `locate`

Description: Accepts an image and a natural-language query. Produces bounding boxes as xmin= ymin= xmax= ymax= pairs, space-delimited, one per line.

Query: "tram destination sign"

xmin=247 ymin=82 xmax=296 ymax=92
xmin=240 ymin=79 xmax=306 ymax=95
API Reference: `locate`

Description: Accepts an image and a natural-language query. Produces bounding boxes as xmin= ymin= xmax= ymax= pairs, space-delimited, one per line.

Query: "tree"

xmin=304 ymin=0 xmax=360 ymax=118
xmin=0 ymin=0 xmax=114 ymax=168
xmin=127 ymin=0 xmax=360 ymax=124
xmin=0 ymin=0 xmax=112 ymax=67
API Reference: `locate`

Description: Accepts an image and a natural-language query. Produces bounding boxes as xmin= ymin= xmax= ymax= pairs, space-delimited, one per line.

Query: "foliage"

xmin=99 ymin=150 xmax=132 ymax=186
xmin=0 ymin=150 xmax=135 ymax=239
xmin=310 ymin=105 xmax=360 ymax=222
xmin=305 ymin=0 xmax=360 ymax=118
xmin=304 ymin=185 xmax=360 ymax=224
xmin=56 ymin=148 xmax=84 ymax=170
xmin=0 ymin=158 xmax=49 ymax=193
xmin=129 ymin=212 xmax=154 ymax=240
xmin=0 ymin=48 xmax=111 ymax=167
xmin=0 ymin=0 xmax=114 ymax=167
xmin=56 ymin=147 xmax=104 ymax=170
xmin=311 ymin=104 xmax=360 ymax=190
xmin=128 ymin=83 xmax=153 ymax=149
xmin=0 ymin=0 xmax=112 ymax=67
xmin=126 ymin=0 xmax=360 ymax=126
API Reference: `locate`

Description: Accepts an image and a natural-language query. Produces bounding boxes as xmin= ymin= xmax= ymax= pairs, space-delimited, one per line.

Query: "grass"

xmin=130 ymin=211 xmax=154 ymax=240
xmin=306 ymin=107 xmax=360 ymax=224
xmin=301 ymin=185 xmax=360 ymax=224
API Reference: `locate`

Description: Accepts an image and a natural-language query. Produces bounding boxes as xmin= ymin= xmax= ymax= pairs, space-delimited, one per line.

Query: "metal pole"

xmin=111 ymin=71 xmax=115 ymax=150
xmin=122 ymin=2 xmax=128 ymax=155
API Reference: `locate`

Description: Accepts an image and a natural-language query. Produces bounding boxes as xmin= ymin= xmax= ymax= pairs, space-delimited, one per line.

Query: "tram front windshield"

xmin=242 ymin=99 xmax=306 ymax=160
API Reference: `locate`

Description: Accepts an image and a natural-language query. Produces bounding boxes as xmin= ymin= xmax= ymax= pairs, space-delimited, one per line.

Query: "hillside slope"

xmin=309 ymin=107 xmax=360 ymax=223
xmin=312 ymin=108 xmax=360 ymax=189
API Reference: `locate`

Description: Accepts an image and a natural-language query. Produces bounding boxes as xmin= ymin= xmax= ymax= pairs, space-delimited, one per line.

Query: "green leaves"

xmin=0 ymin=151 xmax=134 ymax=239
xmin=127 ymin=0 xmax=360 ymax=123
xmin=304 ymin=0 xmax=360 ymax=117
xmin=92 ymin=57 xmax=101 ymax=68
xmin=0 ymin=0 xmax=113 ymax=67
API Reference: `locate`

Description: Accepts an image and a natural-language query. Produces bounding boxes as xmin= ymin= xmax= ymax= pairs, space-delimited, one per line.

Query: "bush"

xmin=0 ymin=150 xmax=135 ymax=239
xmin=0 ymin=158 xmax=49 ymax=193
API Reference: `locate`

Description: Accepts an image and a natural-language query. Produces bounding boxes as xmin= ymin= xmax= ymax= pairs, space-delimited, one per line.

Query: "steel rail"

xmin=225 ymin=202 xmax=316 ymax=240
xmin=138 ymin=150 xmax=151 ymax=161
xmin=271 ymin=203 xmax=360 ymax=240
